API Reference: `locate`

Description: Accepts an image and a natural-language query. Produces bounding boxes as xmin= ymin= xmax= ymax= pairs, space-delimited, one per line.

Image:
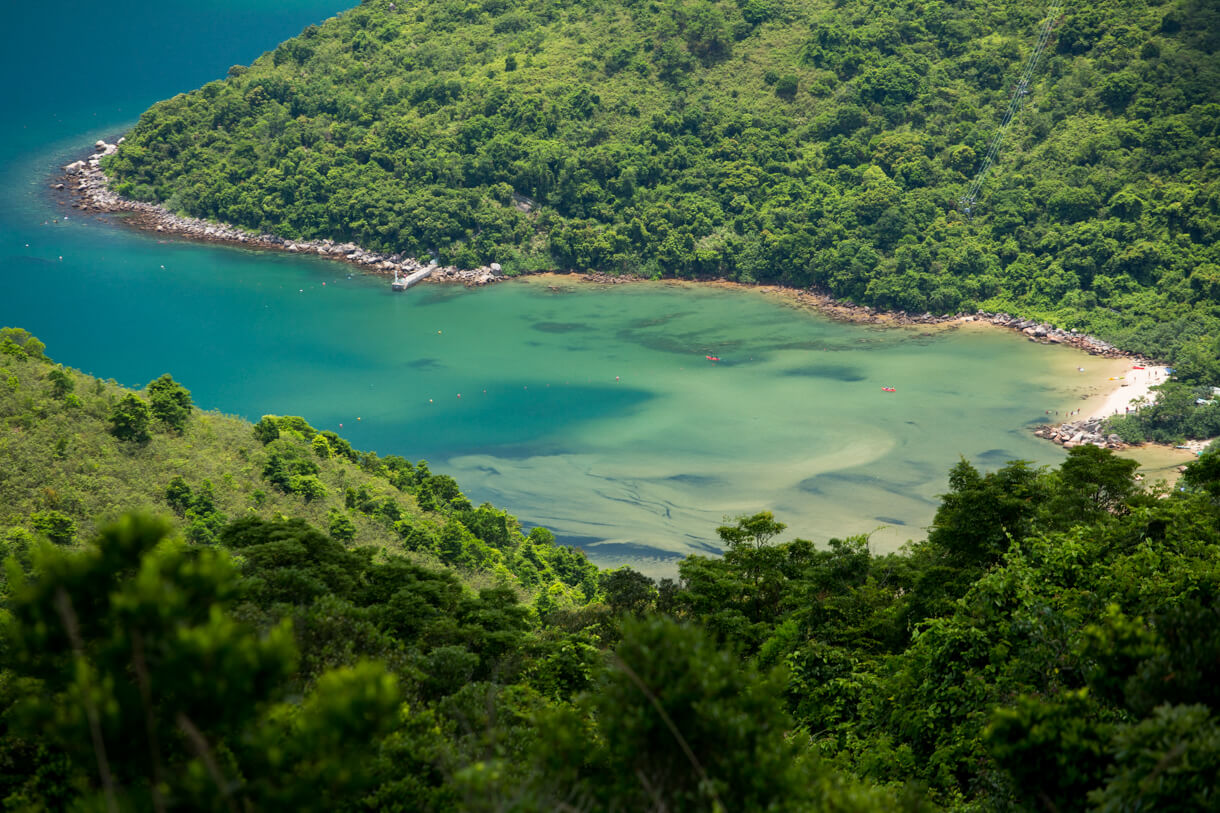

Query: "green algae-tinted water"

xmin=0 ymin=1 xmax=1097 ymax=573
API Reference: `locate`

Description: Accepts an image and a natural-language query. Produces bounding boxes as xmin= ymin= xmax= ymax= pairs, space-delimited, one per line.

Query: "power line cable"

xmin=959 ymin=3 xmax=1063 ymax=217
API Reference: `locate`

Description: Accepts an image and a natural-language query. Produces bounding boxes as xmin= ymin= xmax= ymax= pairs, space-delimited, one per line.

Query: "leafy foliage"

xmin=104 ymin=0 xmax=1220 ymax=373
xmin=0 ymin=340 xmax=596 ymax=598
xmin=3 ymin=333 xmax=1219 ymax=808
xmin=107 ymin=393 xmax=151 ymax=443
xmin=146 ymin=373 xmax=192 ymax=433
xmin=1104 ymin=380 xmax=1220 ymax=443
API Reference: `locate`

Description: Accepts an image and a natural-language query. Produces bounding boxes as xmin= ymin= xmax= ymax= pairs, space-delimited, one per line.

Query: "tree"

xmin=775 ymin=74 xmax=799 ymax=100
xmin=2 ymin=515 xmax=295 ymax=807
xmin=253 ymin=415 xmax=280 ymax=443
xmin=527 ymin=617 xmax=810 ymax=810
xmin=716 ymin=511 xmax=786 ymax=551
xmin=289 ymin=474 xmax=327 ymax=503
xmin=108 ymin=393 xmax=151 ymax=443
xmin=2 ymin=513 xmax=401 ymax=809
xmin=312 ymin=433 xmax=332 ymax=459
xmin=986 ymin=690 xmax=1111 ymax=811
xmin=164 ymin=475 xmax=193 ymax=515
xmin=328 ymin=507 xmax=357 ymax=543
xmin=926 ymin=459 xmax=1043 ymax=569
xmin=1173 ymin=335 xmax=1220 ymax=386
xmin=1089 ymin=704 xmax=1220 ymax=811
xmin=685 ymin=1 xmax=730 ymax=63
xmin=46 ymin=367 xmax=74 ymax=399
xmin=147 ymin=373 xmax=192 ymax=432
xmin=1044 ymin=445 xmax=1141 ymax=522
xmin=1181 ymin=445 xmax=1220 ymax=499
xmin=599 ymin=568 xmax=657 ymax=616
xmin=30 ymin=509 xmax=76 ymax=545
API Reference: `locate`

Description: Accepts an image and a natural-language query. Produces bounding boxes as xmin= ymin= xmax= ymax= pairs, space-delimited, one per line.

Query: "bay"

xmin=1 ymin=1 xmax=1110 ymax=573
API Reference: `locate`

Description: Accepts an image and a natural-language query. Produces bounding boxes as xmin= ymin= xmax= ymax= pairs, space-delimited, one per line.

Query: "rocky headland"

xmin=61 ymin=140 xmax=503 ymax=288
xmin=1032 ymin=418 xmax=1128 ymax=451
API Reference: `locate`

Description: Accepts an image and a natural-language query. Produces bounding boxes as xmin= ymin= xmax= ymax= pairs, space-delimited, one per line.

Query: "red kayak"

xmin=706 ymin=355 xmax=720 ymax=362
xmin=881 ymin=387 xmax=896 ymax=392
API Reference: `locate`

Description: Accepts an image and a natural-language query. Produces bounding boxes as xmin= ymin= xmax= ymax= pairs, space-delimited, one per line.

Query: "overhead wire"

xmin=959 ymin=2 xmax=1064 ymax=217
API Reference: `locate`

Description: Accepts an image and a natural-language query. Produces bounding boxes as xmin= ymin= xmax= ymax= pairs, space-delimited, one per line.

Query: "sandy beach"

xmin=1082 ymin=364 xmax=1171 ymax=420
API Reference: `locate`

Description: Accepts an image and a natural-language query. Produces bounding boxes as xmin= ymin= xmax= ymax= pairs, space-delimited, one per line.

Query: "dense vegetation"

xmin=1104 ymin=379 xmax=1220 ymax=443
xmin=0 ymin=327 xmax=597 ymax=597
xmin=104 ymin=0 xmax=1220 ymax=372
xmin=3 ymin=327 xmax=1219 ymax=808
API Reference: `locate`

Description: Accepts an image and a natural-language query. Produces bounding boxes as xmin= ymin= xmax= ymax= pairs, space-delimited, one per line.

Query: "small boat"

xmin=706 ymin=355 xmax=720 ymax=362
xmin=1132 ymin=365 xmax=1145 ymax=370
xmin=881 ymin=387 xmax=896 ymax=392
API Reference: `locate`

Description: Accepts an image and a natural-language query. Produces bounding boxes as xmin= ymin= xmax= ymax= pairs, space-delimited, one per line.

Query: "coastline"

xmin=57 ymin=138 xmax=1207 ymax=467
xmin=1082 ymin=365 xmax=1170 ymax=422
xmin=59 ymin=140 xmax=505 ymax=287
xmin=57 ymin=141 xmax=1136 ymax=352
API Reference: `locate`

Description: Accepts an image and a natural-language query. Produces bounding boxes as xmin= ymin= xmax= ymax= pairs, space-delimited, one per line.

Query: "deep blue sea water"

xmin=0 ymin=2 xmax=1112 ymax=571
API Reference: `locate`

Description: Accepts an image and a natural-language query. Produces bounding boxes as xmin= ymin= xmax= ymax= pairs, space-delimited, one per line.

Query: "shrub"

xmin=30 ymin=510 xmax=76 ymax=545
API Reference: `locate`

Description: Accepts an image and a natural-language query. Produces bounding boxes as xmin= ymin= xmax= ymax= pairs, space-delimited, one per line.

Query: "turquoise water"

xmin=1 ymin=2 xmax=1095 ymax=573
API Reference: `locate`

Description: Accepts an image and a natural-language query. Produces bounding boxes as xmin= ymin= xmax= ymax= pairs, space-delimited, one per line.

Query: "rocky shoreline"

xmin=60 ymin=140 xmax=504 ymax=287
xmin=57 ymin=140 xmax=1157 ymax=454
xmin=1033 ymin=417 xmax=1128 ymax=451
xmin=57 ymin=141 xmax=1143 ymax=360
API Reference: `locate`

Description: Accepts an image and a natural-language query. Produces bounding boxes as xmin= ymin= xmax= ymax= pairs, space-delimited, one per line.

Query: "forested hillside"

xmin=0 ymin=327 xmax=597 ymax=597
xmin=103 ymin=0 xmax=1220 ymax=368
xmin=4 ymin=327 xmax=1220 ymax=808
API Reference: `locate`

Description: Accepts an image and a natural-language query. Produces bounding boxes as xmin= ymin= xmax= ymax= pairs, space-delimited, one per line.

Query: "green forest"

xmin=4 ymin=328 xmax=1219 ymax=809
xmin=103 ymin=0 xmax=1220 ymax=371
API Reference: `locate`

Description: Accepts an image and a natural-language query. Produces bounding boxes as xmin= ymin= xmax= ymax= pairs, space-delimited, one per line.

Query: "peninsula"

xmin=95 ymin=0 xmax=1219 ymax=377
